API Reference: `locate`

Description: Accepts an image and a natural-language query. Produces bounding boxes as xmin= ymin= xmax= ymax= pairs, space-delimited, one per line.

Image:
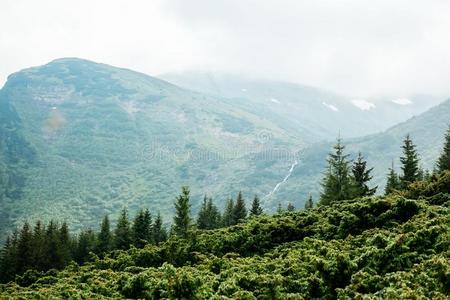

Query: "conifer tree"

xmin=222 ymin=198 xmax=235 ymax=227
xmin=16 ymin=222 xmax=33 ymax=274
xmin=114 ymin=209 xmax=132 ymax=250
xmin=287 ymin=203 xmax=295 ymax=211
xmin=173 ymin=186 xmax=192 ymax=238
xmin=132 ymin=209 xmax=151 ymax=248
xmin=399 ymin=134 xmax=420 ymax=188
xmin=197 ymin=196 xmax=221 ymax=229
xmin=351 ymin=152 xmax=377 ymax=197
xmin=232 ymin=191 xmax=247 ymax=223
xmin=277 ymin=203 xmax=283 ymax=214
xmin=44 ymin=221 xmax=60 ymax=270
xmin=320 ymin=138 xmax=352 ymax=205
xmin=153 ymin=212 xmax=167 ymax=245
xmin=304 ymin=195 xmax=314 ymax=209
xmin=197 ymin=196 xmax=209 ymax=229
xmin=250 ymin=195 xmax=263 ymax=216
xmin=32 ymin=221 xmax=46 ymax=271
xmin=96 ymin=215 xmax=112 ymax=254
xmin=385 ymin=161 xmax=400 ymax=195
xmin=74 ymin=229 xmax=96 ymax=264
xmin=437 ymin=125 xmax=450 ymax=172
xmin=58 ymin=222 xmax=71 ymax=267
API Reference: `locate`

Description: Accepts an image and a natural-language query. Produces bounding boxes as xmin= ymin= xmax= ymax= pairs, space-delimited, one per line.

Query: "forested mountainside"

xmin=0 ymin=171 xmax=449 ymax=299
xmin=0 ymin=58 xmax=304 ymax=240
xmin=0 ymin=58 xmax=447 ymax=243
xmin=273 ymin=99 xmax=450 ymax=205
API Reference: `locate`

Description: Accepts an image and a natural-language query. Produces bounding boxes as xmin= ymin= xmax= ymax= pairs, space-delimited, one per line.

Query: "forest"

xmin=0 ymin=126 xmax=449 ymax=298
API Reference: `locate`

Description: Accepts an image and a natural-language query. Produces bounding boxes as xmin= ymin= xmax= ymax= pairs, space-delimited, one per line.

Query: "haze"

xmin=1 ymin=0 xmax=450 ymax=98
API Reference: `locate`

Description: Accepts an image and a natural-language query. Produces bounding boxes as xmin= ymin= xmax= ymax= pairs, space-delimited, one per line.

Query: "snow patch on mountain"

xmin=351 ymin=99 xmax=376 ymax=111
xmin=322 ymin=102 xmax=339 ymax=112
xmin=270 ymin=98 xmax=280 ymax=104
xmin=392 ymin=98 xmax=412 ymax=105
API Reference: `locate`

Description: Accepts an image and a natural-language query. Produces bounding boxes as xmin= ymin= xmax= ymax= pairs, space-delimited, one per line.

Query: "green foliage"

xmin=173 ymin=186 xmax=192 ymax=238
xmin=320 ymin=138 xmax=353 ymax=205
xmin=437 ymin=125 xmax=450 ymax=172
xmin=351 ymin=152 xmax=377 ymax=197
xmin=249 ymin=195 xmax=263 ymax=216
xmin=385 ymin=160 xmax=401 ymax=195
xmin=304 ymin=195 xmax=314 ymax=209
xmin=400 ymin=134 xmax=420 ymax=187
xmin=1 ymin=185 xmax=448 ymax=298
xmin=114 ymin=209 xmax=131 ymax=250
xmin=232 ymin=192 xmax=247 ymax=224
xmin=196 ymin=196 xmax=221 ymax=230
xmin=96 ymin=215 xmax=112 ymax=254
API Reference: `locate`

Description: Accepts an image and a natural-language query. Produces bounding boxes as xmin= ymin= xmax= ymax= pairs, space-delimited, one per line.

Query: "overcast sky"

xmin=1 ymin=0 xmax=450 ymax=98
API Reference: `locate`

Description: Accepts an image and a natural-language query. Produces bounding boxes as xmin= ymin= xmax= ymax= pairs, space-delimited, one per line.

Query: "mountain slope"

xmin=0 ymin=58 xmax=303 ymax=238
xmin=160 ymin=72 xmax=443 ymax=139
xmin=269 ymin=99 xmax=450 ymax=207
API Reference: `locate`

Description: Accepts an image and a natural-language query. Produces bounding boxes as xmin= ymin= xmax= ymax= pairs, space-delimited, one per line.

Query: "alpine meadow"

xmin=1 ymin=1 xmax=450 ymax=299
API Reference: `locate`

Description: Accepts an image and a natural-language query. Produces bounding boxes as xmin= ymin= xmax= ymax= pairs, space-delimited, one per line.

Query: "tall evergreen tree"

xmin=16 ymin=222 xmax=33 ymax=274
xmin=32 ymin=221 xmax=46 ymax=271
xmin=320 ymin=138 xmax=352 ymax=205
xmin=132 ymin=209 xmax=151 ymax=248
xmin=197 ymin=196 xmax=221 ymax=229
xmin=250 ymin=195 xmax=263 ymax=216
xmin=96 ymin=215 xmax=112 ymax=254
xmin=351 ymin=152 xmax=377 ymax=197
xmin=304 ymin=195 xmax=314 ymax=209
xmin=399 ymin=134 xmax=420 ymax=188
xmin=173 ymin=186 xmax=191 ymax=238
xmin=232 ymin=191 xmax=247 ymax=224
xmin=114 ymin=209 xmax=132 ymax=250
xmin=437 ymin=125 xmax=450 ymax=172
xmin=222 ymin=199 xmax=235 ymax=227
xmin=153 ymin=212 xmax=167 ymax=245
xmin=74 ymin=229 xmax=96 ymax=264
xmin=385 ymin=160 xmax=400 ymax=195
xmin=58 ymin=222 xmax=71 ymax=267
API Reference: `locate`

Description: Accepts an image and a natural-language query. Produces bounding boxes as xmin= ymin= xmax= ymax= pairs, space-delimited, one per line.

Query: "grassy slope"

xmin=1 ymin=173 xmax=449 ymax=299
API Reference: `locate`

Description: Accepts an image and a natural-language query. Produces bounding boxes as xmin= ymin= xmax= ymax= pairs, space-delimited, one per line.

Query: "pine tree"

xmin=74 ymin=229 xmax=96 ymax=264
xmin=16 ymin=222 xmax=33 ymax=274
xmin=114 ymin=208 xmax=132 ymax=250
xmin=304 ymin=195 xmax=314 ymax=209
xmin=153 ymin=212 xmax=167 ymax=245
xmin=196 ymin=196 xmax=221 ymax=230
xmin=32 ymin=221 xmax=46 ymax=271
xmin=320 ymin=138 xmax=352 ymax=205
xmin=287 ymin=203 xmax=295 ymax=211
xmin=222 ymin=198 xmax=235 ymax=227
xmin=250 ymin=195 xmax=263 ymax=216
xmin=399 ymin=134 xmax=420 ymax=188
xmin=437 ymin=125 xmax=450 ymax=172
xmin=173 ymin=186 xmax=191 ymax=238
xmin=44 ymin=221 xmax=61 ymax=270
xmin=132 ymin=209 xmax=151 ymax=248
xmin=385 ymin=160 xmax=400 ymax=195
xmin=58 ymin=222 xmax=71 ymax=267
xmin=96 ymin=215 xmax=112 ymax=254
xmin=232 ymin=191 xmax=247 ymax=223
xmin=351 ymin=152 xmax=377 ymax=197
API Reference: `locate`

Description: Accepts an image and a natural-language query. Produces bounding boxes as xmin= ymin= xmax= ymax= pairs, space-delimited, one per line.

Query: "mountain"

xmin=269 ymin=99 xmax=450 ymax=207
xmin=0 ymin=58 xmax=306 ymax=239
xmin=160 ymin=72 xmax=443 ymax=139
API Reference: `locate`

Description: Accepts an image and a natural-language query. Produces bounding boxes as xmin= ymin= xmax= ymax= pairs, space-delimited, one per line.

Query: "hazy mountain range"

xmin=0 ymin=58 xmax=447 ymax=239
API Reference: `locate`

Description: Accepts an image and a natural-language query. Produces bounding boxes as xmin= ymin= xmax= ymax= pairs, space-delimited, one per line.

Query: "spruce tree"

xmin=114 ymin=208 xmax=132 ymax=250
xmin=304 ymin=195 xmax=314 ymax=209
xmin=385 ymin=161 xmax=400 ymax=195
xmin=153 ymin=212 xmax=167 ymax=245
xmin=197 ymin=196 xmax=209 ymax=229
xmin=96 ymin=215 xmax=112 ymax=254
xmin=222 ymin=199 xmax=235 ymax=227
xmin=320 ymin=138 xmax=352 ymax=205
xmin=16 ymin=222 xmax=33 ymax=274
xmin=173 ymin=186 xmax=191 ymax=238
xmin=437 ymin=125 xmax=450 ymax=172
xmin=32 ymin=221 xmax=46 ymax=271
xmin=399 ymin=134 xmax=420 ymax=187
xmin=232 ymin=191 xmax=247 ymax=224
xmin=132 ymin=209 xmax=151 ymax=248
xmin=250 ymin=195 xmax=263 ymax=216
xmin=351 ymin=152 xmax=377 ymax=197
xmin=58 ymin=222 xmax=71 ymax=267
xmin=196 ymin=196 xmax=221 ymax=230
xmin=74 ymin=229 xmax=96 ymax=264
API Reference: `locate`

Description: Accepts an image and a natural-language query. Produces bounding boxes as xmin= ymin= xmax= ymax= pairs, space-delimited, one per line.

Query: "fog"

xmin=1 ymin=0 xmax=450 ymax=98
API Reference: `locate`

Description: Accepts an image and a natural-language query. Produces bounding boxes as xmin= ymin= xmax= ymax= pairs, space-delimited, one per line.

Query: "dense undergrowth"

xmin=1 ymin=174 xmax=449 ymax=299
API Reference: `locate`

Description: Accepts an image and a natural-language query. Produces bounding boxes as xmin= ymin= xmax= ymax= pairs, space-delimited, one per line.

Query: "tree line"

xmin=1 ymin=125 xmax=449 ymax=283
xmin=319 ymin=125 xmax=450 ymax=205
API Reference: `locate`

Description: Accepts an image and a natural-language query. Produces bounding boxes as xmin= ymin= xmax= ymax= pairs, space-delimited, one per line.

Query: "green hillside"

xmin=269 ymin=99 xmax=450 ymax=207
xmin=1 ymin=172 xmax=449 ymax=299
xmin=0 ymin=58 xmax=303 ymax=239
